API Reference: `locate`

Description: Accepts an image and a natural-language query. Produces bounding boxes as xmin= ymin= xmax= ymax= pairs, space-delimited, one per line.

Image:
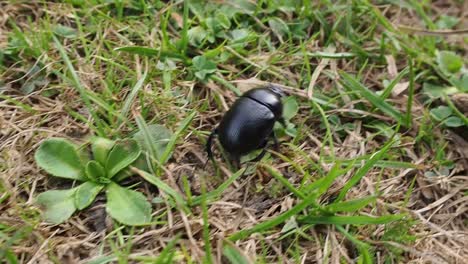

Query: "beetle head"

xmin=267 ymin=84 xmax=285 ymax=98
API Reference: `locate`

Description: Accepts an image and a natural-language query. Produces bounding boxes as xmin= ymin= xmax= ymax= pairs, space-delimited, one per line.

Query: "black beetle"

xmin=206 ymin=85 xmax=286 ymax=167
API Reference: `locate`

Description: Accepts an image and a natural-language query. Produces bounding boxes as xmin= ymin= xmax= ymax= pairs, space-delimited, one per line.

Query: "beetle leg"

xmin=278 ymin=117 xmax=287 ymax=127
xmin=251 ymin=140 xmax=268 ymax=162
xmin=271 ymin=132 xmax=280 ymax=151
xmin=251 ymin=148 xmax=268 ymax=162
xmin=206 ymin=128 xmax=218 ymax=161
xmin=232 ymin=155 xmax=241 ymax=170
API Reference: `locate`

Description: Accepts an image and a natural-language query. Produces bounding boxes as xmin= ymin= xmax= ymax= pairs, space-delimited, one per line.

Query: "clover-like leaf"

xmin=192 ymin=56 xmax=217 ymax=81
xmin=443 ymin=116 xmax=464 ymax=127
xmin=105 ymin=182 xmax=152 ymax=226
xmin=105 ymin=139 xmax=141 ymax=178
xmin=430 ymin=106 xmax=452 ymax=121
xmin=35 ymin=138 xmax=86 ymax=181
xmin=36 ymin=188 xmax=77 ymax=224
xmin=74 ymin=181 xmax=104 ymax=210
xmin=91 ymin=137 xmax=115 ymax=166
xmin=268 ymin=17 xmax=290 ymax=39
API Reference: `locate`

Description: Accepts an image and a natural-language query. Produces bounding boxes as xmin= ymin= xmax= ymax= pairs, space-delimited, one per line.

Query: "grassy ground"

xmin=1 ymin=0 xmax=467 ymax=263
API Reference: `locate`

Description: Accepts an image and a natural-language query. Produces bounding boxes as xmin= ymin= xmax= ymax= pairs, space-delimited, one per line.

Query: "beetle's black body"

xmin=206 ymin=85 xmax=286 ymax=166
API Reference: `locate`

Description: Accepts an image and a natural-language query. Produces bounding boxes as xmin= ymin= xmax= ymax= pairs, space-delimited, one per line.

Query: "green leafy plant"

xmin=35 ymin=137 xmax=152 ymax=226
xmin=430 ymin=105 xmax=464 ymax=128
xmin=191 ymin=55 xmax=217 ymax=81
xmin=274 ymin=96 xmax=299 ymax=137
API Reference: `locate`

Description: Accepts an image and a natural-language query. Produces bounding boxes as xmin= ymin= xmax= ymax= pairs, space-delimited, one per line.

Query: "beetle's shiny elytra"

xmin=206 ymin=85 xmax=286 ymax=166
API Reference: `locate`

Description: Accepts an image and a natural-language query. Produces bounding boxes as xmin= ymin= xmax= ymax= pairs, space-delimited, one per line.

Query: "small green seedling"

xmin=35 ymin=137 xmax=152 ymax=226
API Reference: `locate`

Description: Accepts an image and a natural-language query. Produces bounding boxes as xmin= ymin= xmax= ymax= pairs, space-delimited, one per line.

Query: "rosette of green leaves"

xmin=35 ymin=137 xmax=151 ymax=226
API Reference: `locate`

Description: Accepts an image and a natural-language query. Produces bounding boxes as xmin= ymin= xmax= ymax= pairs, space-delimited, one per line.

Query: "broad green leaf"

xmin=435 ymin=15 xmax=459 ymax=29
xmin=268 ymin=17 xmax=289 ymax=38
xmin=324 ymin=196 xmax=376 ymax=213
xmin=430 ymin=106 xmax=452 ymax=121
xmin=187 ymin=26 xmax=207 ymax=46
xmin=443 ymin=116 xmax=464 ymax=127
xmin=216 ymin=12 xmax=231 ymax=29
xmin=223 ymin=243 xmax=250 ymax=264
xmin=53 ymin=24 xmax=77 ymax=38
xmin=36 ymin=188 xmax=77 ymax=224
xmin=74 ymin=181 xmax=103 ymax=210
xmin=193 ymin=56 xmax=216 ymax=71
xmin=133 ymin=124 xmax=172 ymax=160
xmin=436 ymin=50 xmax=463 ymax=75
xmin=192 ymin=56 xmax=217 ymax=80
xmin=105 ymin=182 xmax=152 ymax=226
xmin=105 ymin=139 xmax=141 ymax=178
xmin=35 ymin=138 xmax=85 ymax=181
xmin=281 ymin=217 xmax=298 ymax=233
xmin=282 ymin=96 xmax=299 ymax=121
xmin=422 ymin=82 xmax=458 ymax=99
xmin=229 ymin=29 xmax=249 ymax=43
xmin=230 ymin=0 xmax=256 ymax=14
xmin=300 ymin=214 xmax=405 ymax=225
xmin=452 ymin=74 xmax=468 ymax=92
xmin=85 ymin=160 xmax=107 ymax=182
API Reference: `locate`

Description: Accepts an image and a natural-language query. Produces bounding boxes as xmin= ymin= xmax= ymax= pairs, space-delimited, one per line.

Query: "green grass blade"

xmin=179 ymin=0 xmax=189 ymax=55
xmin=324 ymin=196 xmax=376 ymax=213
xmin=160 ymin=112 xmax=196 ymax=165
xmin=310 ymin=100 xmax=335 ymax=159
xmin=336 ymin=225 xmax=373 ymax=264
xmin=191 ymin=168 xmax=246 ymax=206
xmin=200 ymin=180 xmax=213 ymax=264
xmin=119 ymin=70 xmax=147 ymax=126
xmin=155 ymin=233 xmax=181 ymax=264
xmin=0 ymin=94 xmax=36 ymax=113
xmin=300 ymin=214 xmax=405 ymax=225
xmin=336 ymin=135 xmax=396 ymax=201
xmin=228 ymin=193 xmax=319 ymax=241
xmin=53 ymin=36 xmax=106 ymax=136
xmin=405 ymin=58 xmax=415 ymax=128
xmin=340 ymin=71 xmax=405 ymax=125
xmin=263 ymin=164 xmax=306 ymax=199
xmin=132 ymin=167 xmax=189 ymax=212
xmin=303 ymin=162 xmax=350 ymax=197
xmin=134 ymin=113 xmax=159 ymax=164
xmin=223 ymin=242 xmax=250 ymax=264
xmin=380 ymin=67 xmax=409 ymax=100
